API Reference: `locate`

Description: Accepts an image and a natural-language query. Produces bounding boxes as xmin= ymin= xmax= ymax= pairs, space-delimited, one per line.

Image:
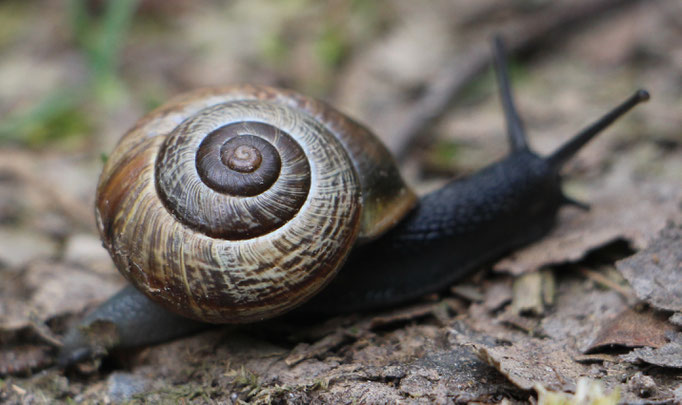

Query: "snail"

xmin=58 ymin=38 xmax=649 ymax=366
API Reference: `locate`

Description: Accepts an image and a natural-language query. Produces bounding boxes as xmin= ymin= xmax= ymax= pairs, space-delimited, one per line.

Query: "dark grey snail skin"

xmin=58 ymin=38 xmax=649 ymax=368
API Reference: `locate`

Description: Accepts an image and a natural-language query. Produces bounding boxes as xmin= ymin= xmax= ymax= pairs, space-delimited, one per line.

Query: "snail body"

xmin=59 ymin=39 xmax=648 ymax=366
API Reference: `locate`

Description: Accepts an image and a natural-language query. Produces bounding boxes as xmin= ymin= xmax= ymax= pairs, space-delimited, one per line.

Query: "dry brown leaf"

xmin=471 ymin=337 xmax=579 ymax=392
xmin=367 ymin=302 xmax=441 ymax=330
xmin=457 ymin=274 xmax=682 ymax=402
xmin=409 ymin=347 xmax=522 ymax=403
xmin=584 ymin=308 xmax=673 ymax=353
xmin=285 ymin=330 xmax=348 ymax=366
xmin=0 ymin=345 xmax=52 ymax=376
xmin=482 ymin=279 xmax=513 ymax=311
xmin=621 ymin=332 xmax=682 ymax=368
xmin=0 ymin=260 xmax=124 ymax=331
xmin=495 ymin=179 xmax=682 ymax=276
xmin=617 ymin=222 xmax=682 ymax=312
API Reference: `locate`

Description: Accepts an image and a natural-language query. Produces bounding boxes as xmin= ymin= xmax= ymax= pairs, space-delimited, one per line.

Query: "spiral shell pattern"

xmin=96 ymin=91 xmax=364 ymax=323
xmin=156 ymin=105 xmax=314 ymax=241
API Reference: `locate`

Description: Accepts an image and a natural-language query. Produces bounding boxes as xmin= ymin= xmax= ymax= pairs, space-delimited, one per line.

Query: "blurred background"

xmin=2 ymin=0 xmax=680 ymax=165
xmin=0 ymin=0 xmax=680 ymax=401
xmin=0 ymin=0 xmax=679 ymax=253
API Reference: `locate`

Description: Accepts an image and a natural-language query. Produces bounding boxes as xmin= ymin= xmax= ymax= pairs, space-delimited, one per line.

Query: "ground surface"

xmin=0 ymin=0 xmax=681 ymax=403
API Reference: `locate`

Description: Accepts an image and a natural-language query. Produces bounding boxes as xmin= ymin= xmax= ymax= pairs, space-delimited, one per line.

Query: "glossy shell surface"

xmin=96 ymin=85 xmax=416 ymax=323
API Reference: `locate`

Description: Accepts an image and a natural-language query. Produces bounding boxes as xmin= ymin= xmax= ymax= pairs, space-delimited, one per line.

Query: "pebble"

xmin=107 ymin=372 xmax=151 ymax=403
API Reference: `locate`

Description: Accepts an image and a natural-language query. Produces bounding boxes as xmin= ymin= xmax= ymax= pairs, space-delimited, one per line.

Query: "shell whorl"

xmin=96 ymin=95 xmax=363 ymax=323
xmin=155 ymin=103 xmax=314 ymax=240
xmin=95 ymin=85 xmax=416 ymax=323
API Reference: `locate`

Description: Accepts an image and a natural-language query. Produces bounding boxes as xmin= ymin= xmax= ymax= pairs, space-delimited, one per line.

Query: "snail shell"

xmin=96 ymin=85 xmax=417 ymax=323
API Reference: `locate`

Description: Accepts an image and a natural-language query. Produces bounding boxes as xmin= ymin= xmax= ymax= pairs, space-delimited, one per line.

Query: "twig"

xmin=578 ymin=267 xmax=637 ymax=301
xmin=389 ymin=0 xmax=644 ymax=161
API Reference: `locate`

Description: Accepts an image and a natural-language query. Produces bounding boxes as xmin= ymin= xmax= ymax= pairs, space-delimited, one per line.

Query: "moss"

xmin=0 ymin=0 xmax=138 ymax=148
xmin=0 ymin=89 xmax=91 ymax=147
xmin=315 ymin=26 xmax=348 ymax=69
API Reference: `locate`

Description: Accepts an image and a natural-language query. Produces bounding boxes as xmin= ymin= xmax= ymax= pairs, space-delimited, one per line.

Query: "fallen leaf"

xmin=367 ymin=302 xmax=441 ymax=330
xmin=584 ymin=308 xmax=672 ymax=353
xmin=456 ymin=275 xmax=681 ymax=402
xmin=616 ymin=222 xmax=682 ymax=312
xmin=482 ymin=278 xmax=513 ymax=311
xmin=0 ymin=345 xmax=52 ymax=376
xmin=285 ymin=331 xmax=349 ymax=366
xmin=621 ymin=332 xmax=682 ymax=368
xmin=410 ymin=347 xmax=522 ymax=402
xmin=471 ymin=337 xmax=578 ymax=392
xmin=0 ymin=260 xmax=124 ymax=331
xmin=495 ymin=179 xmax=681 ymax=276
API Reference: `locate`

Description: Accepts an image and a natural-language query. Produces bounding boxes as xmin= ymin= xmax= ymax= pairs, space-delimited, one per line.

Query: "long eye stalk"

xmin=493 ymin=35 xmax=529 ymax=152
xmin=547 ymin=89 xmax=650 ymax=168
xmin=492 ymin=36 xmax=650 ymax=169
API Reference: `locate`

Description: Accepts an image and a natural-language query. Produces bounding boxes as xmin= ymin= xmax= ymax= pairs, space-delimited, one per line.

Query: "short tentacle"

xmin=560 ymin=194 xmax=591 ymax=211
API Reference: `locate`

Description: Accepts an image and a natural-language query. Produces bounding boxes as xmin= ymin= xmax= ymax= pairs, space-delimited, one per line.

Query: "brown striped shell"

xmin=95 ymin=85 xmax=417 ymax=323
